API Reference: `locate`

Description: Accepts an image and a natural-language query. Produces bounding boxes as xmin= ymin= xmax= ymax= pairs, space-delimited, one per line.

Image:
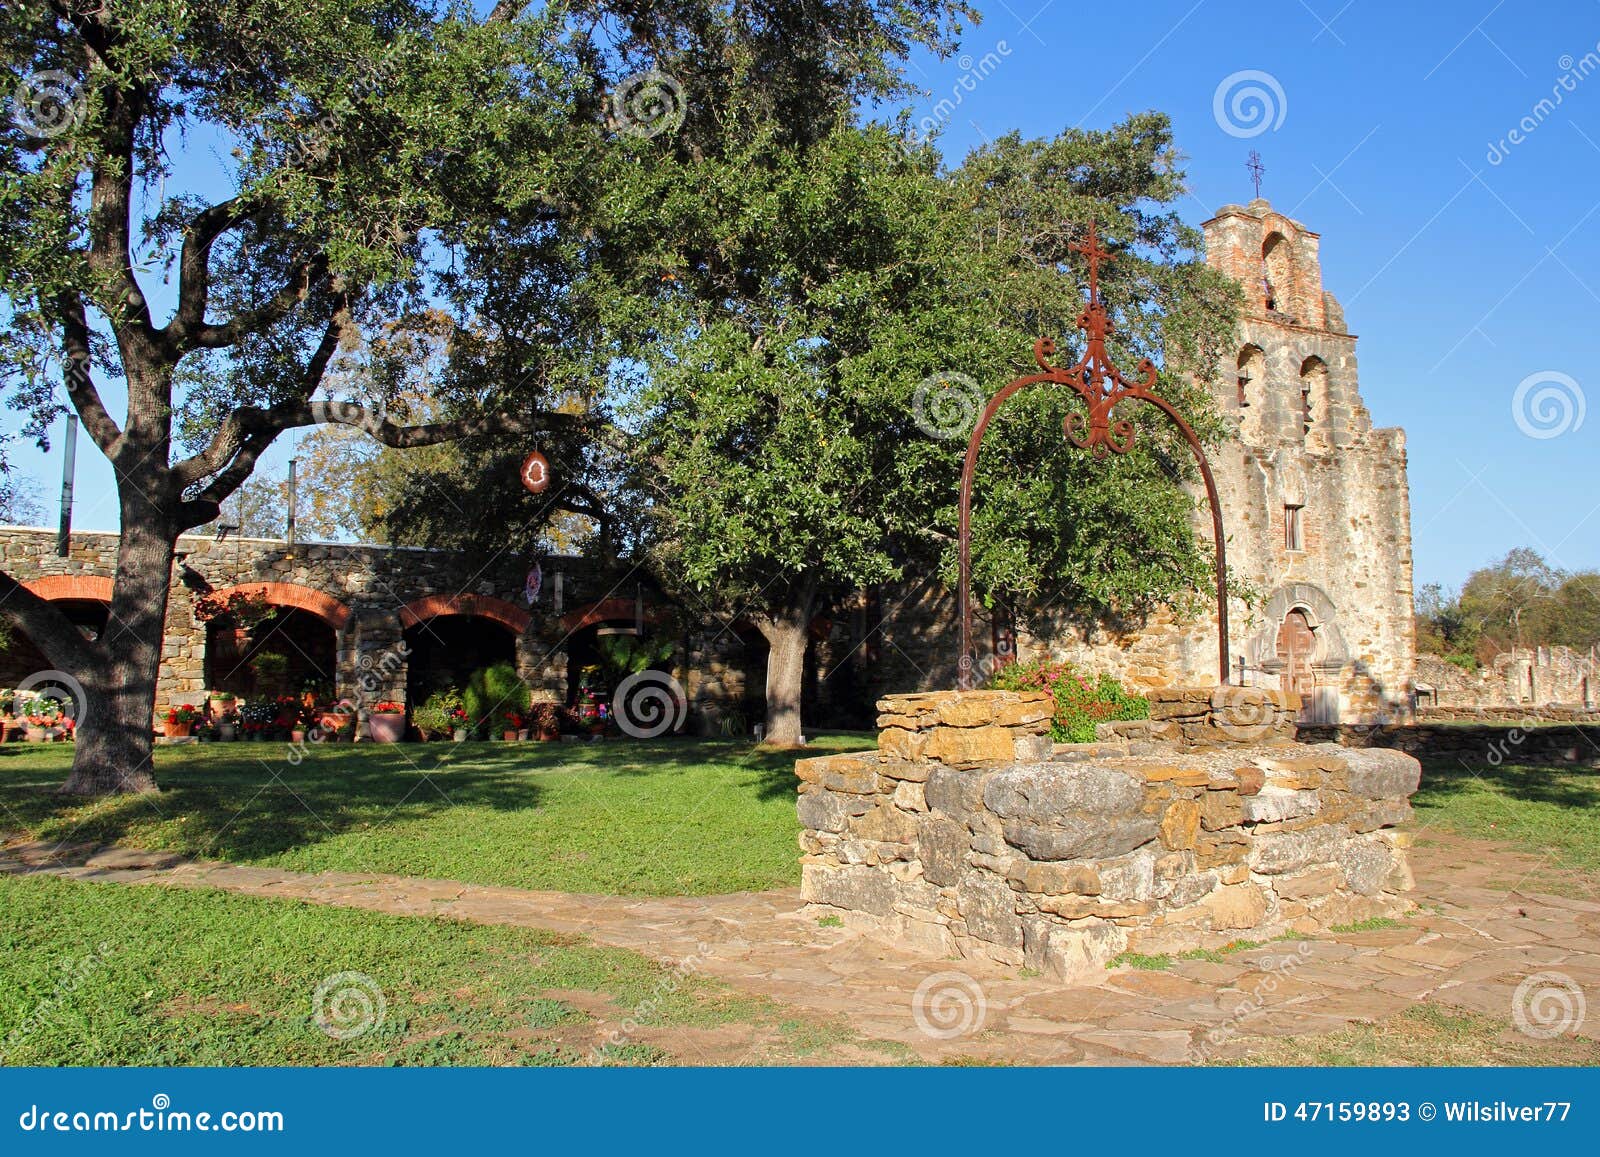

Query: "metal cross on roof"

xmin=1247 ymin=150 xmax=1265 ymax=199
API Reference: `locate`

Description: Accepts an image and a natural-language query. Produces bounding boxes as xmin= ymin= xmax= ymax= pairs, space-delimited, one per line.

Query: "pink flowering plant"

xmin=987 ymin=657 xmax=1148 ymax=743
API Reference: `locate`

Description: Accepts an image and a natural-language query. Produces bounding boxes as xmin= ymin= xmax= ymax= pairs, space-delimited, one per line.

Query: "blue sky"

xmin=904 ymin=0 xmax=1600 ymax=590
xmin=5 ymin=0 xmax=1597 ymax=593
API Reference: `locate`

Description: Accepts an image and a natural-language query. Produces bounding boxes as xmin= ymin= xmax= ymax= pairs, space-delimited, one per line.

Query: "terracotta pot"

xmin=164 ymin=720 xmax=193 ymax=738
xmin=368 ymin=712 xmax=405 ymax=744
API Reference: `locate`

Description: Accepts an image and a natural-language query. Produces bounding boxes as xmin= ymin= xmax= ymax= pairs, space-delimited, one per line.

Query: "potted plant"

xmin=530 ymin=701 xmax=561 ymax=741
xmin=240 ymin=699 xmax=276 ymax=739
xmin=164 ymin=703 xmax=200 ymax=738
xmin=368 ymin=700 xmax=406 ymax=743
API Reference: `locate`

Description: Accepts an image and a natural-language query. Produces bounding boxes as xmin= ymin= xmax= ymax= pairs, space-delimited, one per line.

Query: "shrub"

xmin=987 ymin=657 xmax=1148 ymax=743
xmin=463 ymin=663 xmax=531 ymax=735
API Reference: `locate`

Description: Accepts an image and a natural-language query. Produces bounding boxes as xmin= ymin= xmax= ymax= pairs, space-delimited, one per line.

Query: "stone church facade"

xmin=0 ymin=201 xmax=1417 ymax=730
xmin=895 ymin=199 xmax=1416 ymax=723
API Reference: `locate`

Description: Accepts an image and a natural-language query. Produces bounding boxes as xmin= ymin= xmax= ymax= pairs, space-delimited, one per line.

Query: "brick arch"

xmin=24 ymin=574 xmax=114 ymax=603
xmin=400 ymin=593 xmax=530 ymax=636
xmin=209 ymin=582 xmax=352 ymax=631
xmin=559 ymin=597 xmax=664 ymax=634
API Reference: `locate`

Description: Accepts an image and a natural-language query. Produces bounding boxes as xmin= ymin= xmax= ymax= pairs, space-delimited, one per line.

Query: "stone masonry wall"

xmin=797 ymin=688 xmax=1419 ymax=981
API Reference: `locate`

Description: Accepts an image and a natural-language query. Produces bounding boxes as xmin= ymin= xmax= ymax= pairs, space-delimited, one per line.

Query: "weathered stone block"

xmin=924 ymin=765 xmax=987 ymax=819
xmin=1240 ymin=786 xmax=1321 ymax=823
xmin=1001 ymin=815 xmax=1160 ymax=862
xmin=984 ymin=763 xmax=1143 ymax=820
xmin=801 ymin=863 xmax=896 ymax=916
xmin=1006 ymin=860 xmax=1102 ymax=896
xmin=1336 ymin=838 xmax=1395 ymax=895
xmin=1343 ymin=749 xmax=1423 ymax=799
xmin=797 ymin=788 xmax=874 ymax=833
xmin=1159 ymin=798 xmax=1201 ymax=849
xmin=877 ymin=727 xmax=928 ymax=763
xmin=854 ymin=801 xmax=918 ymax=844
xmin=957 ymin=871 xmax=1023 ymax=949
xmin=794 ymin=754 xmax=877 ymax=794
xmin=917 ymin=815 xmax=971 ymax=887
xmin=925 ymin=725 xmax=1015 ymax=765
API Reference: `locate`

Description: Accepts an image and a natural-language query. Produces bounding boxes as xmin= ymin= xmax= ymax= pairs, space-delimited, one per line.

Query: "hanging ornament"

xmin=519 ymin=450 xmax=550 ymax=494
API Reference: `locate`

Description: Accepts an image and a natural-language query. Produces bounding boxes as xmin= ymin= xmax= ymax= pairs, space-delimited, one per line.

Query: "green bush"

xmin=463 ymin=663 xmax=531 ymax=734
xmin=987 ymin=657 xmax=1148 ymax=743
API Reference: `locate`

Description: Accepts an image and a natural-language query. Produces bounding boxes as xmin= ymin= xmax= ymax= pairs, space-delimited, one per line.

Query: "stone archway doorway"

xmin=1276 ymin=609 xmax=1317 ymax=702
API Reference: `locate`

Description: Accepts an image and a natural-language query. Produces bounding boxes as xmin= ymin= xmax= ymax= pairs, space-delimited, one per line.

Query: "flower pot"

xmin=164 ymin=720 xmax=193 ymax=738
xmin=453 ymin=729 xmax=468 ymax=742
xmin=368 ymin=712 xmax=405 ymax=744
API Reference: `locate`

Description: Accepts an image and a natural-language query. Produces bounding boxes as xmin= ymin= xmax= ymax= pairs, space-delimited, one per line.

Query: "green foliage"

xmin=411 ymin=687 xmax=462 ymax=739
xmin=594 ymin=634 xmax=675 ymax=689
xmin=988 ymin=657 xmax=1148 ymax=743
xmin=462 ymin=663 xmax=529 ymax=734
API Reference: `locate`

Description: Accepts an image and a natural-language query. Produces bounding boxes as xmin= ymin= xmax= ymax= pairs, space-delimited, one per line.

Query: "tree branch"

xmin=0 ymin=567 xmax=103 ymax=673
xmin=163 ymin=195 xmax=255 ymax=350
xmin=185 ymin=253 xmax=331 ymax=350
xmin=56 ymin=292 xmax=124 ymax=454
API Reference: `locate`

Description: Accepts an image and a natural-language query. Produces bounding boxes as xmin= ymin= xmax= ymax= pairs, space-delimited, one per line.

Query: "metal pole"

xmin=286 ymin=457 xmax=297 ymax=551
xmin=56 ymin=414 xmax=77 ymax=557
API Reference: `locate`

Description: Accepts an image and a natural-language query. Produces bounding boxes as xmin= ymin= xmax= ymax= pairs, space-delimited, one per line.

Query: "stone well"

xmin=795 ymin=688 xmax=1420 ymax=981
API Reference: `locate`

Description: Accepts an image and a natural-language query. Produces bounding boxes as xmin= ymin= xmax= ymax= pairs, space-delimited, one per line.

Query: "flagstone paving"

xmin=3 ymin=831 xmax=1596 ymax=1064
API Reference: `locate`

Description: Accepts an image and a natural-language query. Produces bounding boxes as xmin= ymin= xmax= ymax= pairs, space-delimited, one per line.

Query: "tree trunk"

xmin=59 ymin=490 xmax=174 ymax=796
xmin=759 ymin=604 xmax=812 ymax=747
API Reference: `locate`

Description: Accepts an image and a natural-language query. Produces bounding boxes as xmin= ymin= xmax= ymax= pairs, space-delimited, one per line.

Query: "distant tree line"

xmin=1416 ymin=547 xmax=1600 ymax=667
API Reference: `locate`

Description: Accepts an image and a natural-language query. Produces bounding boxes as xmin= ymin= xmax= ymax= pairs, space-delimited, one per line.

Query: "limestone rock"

xmin=984 ymin=763 xmax=1144 ymax=820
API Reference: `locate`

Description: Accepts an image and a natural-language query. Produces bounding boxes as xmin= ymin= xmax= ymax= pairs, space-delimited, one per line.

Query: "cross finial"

xmin=1069 ymin=219 xmax=1112 ymax=303
xmin=1247 ymin=150 xmax=1265 ymax=199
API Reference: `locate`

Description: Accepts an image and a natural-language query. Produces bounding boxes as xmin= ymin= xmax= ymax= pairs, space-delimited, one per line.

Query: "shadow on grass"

xmin=1416 ymin=758 xmax=1600 ymax=812
xmin=0 ymin=731 xmax=877 ymax=864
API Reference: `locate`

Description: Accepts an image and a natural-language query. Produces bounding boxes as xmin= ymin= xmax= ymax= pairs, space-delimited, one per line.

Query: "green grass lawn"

xmin=0 ymin=873 xmax=890 ymax=1066
xmin=1412 ymin=757 xmax=1600 ymax=882
xmin=0 ymin=734 xmax=875 ymax=897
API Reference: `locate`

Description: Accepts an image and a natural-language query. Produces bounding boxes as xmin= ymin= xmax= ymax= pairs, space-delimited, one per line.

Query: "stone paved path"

xmin=3 ymin=833 xmax=1597 ymax=1064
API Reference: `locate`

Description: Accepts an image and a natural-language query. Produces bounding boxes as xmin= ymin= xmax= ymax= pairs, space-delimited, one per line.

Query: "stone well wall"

xmin=796 ymin=688 xmax=1420 ymax=981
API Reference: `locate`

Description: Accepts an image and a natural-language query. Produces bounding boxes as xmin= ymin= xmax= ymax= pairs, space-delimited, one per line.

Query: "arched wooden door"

xmin=1275 ymin=609 xmax=1317 ymax=703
